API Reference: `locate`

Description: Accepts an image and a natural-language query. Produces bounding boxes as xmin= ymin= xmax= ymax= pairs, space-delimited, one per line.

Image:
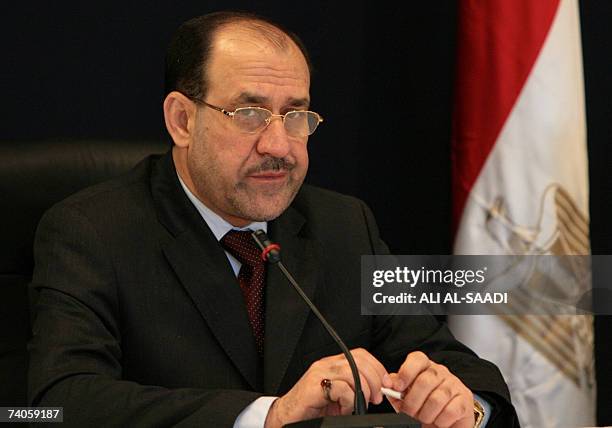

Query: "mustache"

xmin=246 ymin=157 xmax=296 ymax=174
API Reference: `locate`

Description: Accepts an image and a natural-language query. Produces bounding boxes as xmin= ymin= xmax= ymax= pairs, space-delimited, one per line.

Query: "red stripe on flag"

xmin=451 ymin=0 xmax=560 ymax=235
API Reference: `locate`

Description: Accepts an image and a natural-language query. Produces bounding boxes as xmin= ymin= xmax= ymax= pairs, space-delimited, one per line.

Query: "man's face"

xmin=184 ymin=27 xmax=311 ymax=226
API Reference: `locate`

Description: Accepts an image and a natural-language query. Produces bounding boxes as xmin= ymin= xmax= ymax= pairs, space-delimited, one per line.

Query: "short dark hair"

xmin=164 ymin=11 xmax=313 ymax=99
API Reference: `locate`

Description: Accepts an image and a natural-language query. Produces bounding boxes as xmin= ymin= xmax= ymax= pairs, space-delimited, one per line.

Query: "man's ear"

xmin=163 ymin=91 xmax=197 ymax=148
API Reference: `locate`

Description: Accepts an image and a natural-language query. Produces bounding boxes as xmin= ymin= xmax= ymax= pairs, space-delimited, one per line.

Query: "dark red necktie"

xmin=221 ymin=230 xmax=265 ymax=355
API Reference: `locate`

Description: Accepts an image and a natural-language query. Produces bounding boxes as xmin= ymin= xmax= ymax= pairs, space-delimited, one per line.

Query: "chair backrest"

xmin=0 ymin=140 xmax=167 ymax=406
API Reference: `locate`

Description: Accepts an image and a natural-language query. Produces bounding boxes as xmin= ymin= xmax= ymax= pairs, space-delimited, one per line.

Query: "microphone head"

xmin=251 ymin=229 xmax=281 ymax=263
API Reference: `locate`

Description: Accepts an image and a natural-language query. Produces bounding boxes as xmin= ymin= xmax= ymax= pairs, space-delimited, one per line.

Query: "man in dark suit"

xmin=28 ymin=11 xmax=517 ymax=427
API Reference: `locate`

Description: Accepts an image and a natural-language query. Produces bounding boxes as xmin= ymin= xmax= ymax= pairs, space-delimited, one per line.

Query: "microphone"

xmin=251 ymin=229 xmax=368 ymax=416
xmin=251 ymin=230 xmax=419 ymax=427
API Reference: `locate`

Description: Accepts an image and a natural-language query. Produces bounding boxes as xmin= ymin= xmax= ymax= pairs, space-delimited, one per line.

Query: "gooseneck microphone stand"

xmin=251 ymin=230 xmax=419 ymax=428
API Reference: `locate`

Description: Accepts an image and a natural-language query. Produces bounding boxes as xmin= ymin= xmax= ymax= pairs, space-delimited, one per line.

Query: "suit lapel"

xmin=263 ymin=206 xmax=322 ymax=394
xmin=151 ymin=151 xmax=259 ymax=390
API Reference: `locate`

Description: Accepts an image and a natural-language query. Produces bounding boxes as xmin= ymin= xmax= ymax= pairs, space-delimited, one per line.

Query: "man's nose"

xmin=255 ymin=118 xmax=291 ymax=158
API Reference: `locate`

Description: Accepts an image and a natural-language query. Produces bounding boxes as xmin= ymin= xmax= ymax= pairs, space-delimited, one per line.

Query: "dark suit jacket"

xmin=28 ymin=151 xmax=518 ymax=427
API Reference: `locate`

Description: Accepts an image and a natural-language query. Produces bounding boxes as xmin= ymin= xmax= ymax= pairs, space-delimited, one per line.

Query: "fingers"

xmin=352 ymin=348 xmax=388 ymax=379
xmin=386 ymin=352 xmax=475 ymax=428
xmin=401 ymin=364 xmax=447 ymax=416
xmin=413 ymin=378 xmax=457 ymax=424
xmin=432 ymin=395 xmax=473 ymax=428
xmin=349 ymin=348 xmax=387 ymax=404
xmin=317 ymin=356 xmax=371 ymax=404
xmin=313 ymin=370 xmax=372 ymax=414
xmin=381 ymin=373 xmax=405 ymax=412
xmin=397 ymin=351 xmax=432 ymax=391
xmin=326 ymin=379 xmax=355 ymax=414
xmin=320 ymin=348 xmax=387 ymax=405
xmin=355 ymin=371 xmax=372 ymax=404
xmin=269 ymin=350 xmax=388 ymax=428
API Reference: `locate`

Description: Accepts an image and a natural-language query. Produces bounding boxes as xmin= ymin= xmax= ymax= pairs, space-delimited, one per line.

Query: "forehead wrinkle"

xmin=209 ymin=30 xmax=311 ymax=108
xmin=237 ymin=76 xmax=308 ymax=89
xmin=220 ymin=37 xmax=278 ymax=56
xmin=234 ymin=63 xmax=308 ymax=80
xmin=229 ymin=66 xmax=309 ymax=90
xmin=232 ymin=92 xmax=310 ymax=108
xmin=233 ymin=68 xmax=309 ymax=89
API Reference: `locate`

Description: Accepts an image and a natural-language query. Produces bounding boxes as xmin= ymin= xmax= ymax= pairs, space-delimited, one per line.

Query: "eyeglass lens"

xmin=233 ymin=108 xmax=320 ymax=137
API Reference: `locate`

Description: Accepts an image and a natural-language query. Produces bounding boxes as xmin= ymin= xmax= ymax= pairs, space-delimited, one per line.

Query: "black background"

xmin=2 ymin=0 xmax=612 ymax=423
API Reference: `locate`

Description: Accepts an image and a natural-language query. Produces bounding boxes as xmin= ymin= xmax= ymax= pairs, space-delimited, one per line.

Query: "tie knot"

xmin=221 ymin=230 xmax=263 ymax=268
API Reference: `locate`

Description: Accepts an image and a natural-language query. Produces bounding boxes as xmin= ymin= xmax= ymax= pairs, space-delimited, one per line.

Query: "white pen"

xmin=380 ymin=387 xmax=406 ymax=400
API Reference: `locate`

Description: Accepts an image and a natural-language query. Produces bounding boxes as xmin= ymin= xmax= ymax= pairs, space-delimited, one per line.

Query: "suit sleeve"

xmin=28 ymin=204 xmax=261 ymax=427
xmin=357 ymin=200 xmax=520 ymax=427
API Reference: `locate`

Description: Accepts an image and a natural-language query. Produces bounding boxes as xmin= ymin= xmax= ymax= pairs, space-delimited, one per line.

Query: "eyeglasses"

xmin=189 ymin=97 xmax=324 ymax=138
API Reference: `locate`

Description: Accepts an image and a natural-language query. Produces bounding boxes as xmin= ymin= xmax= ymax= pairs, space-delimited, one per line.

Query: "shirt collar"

xmin=177 ymin=174 xmax=267 ymax=241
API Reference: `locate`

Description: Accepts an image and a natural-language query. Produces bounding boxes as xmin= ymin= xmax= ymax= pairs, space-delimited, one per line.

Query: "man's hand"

xmin=264 ymin=348 xmax=388 ymax=428
xmin=382 ymin=351 xmax=475 ymax=428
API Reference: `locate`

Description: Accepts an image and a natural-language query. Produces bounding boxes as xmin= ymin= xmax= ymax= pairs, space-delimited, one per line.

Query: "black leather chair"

xmin=0 ymin=140 xmax=167 ymax=407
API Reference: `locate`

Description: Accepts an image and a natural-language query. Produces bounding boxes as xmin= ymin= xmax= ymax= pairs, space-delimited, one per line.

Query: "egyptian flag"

xmin=448 ymin=0 xmax=595 ymax=426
